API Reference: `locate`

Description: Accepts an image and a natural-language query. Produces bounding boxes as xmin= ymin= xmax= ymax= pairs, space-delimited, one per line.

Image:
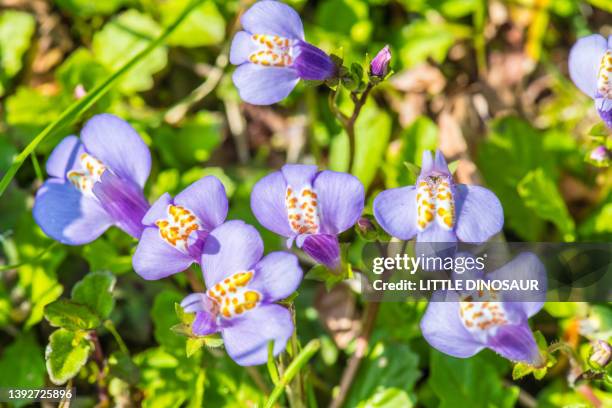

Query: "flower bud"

xmin=370 ymin=45 xmax=391 ymax=77
xmin=355 ymin=216 xmax=378 ymax=241
xmin=589 ymin=145 xmax=610 ymax=164
xmin=588 ymin=340 xmax=611 ymax=370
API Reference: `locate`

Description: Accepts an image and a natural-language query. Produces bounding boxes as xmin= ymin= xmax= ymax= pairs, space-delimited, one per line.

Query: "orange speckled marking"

xmin=597 ymin=50 xmax=612 ymax=98
xmin=67 ymin=153 xmax=106 ymax=197
xmin=249 ymin=34 xmax=294 ymax=67
xmin=286 ymin=186 xmax=320 ymax=235
xmin=155 ymin=205 xmax=201 ymax=253
xmin=206 ymin=271 xmax=261 ymax=319
xmin=416 ymin=176 xmax=455 ymax=232
xmin=459 ymin=293 xmax=508 ymax=341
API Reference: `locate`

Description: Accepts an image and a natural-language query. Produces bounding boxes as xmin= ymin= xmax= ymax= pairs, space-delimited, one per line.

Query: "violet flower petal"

xmin=229 ymin=31 xmax=258 ymax=65
xmin=33 ymin=179 xmax=113 ymax=245
xmin=569 ymin=34 xmax=608 ymax=98
xmin=420 ymin=291 xmax=485 ymax=358
xmin=45 ymin=136 xmax=85 ymax=179
xmin=488 ymin=253 xmax=546 ymax=318
xmin=373 ymin=186 xmax=418 ymax=240
xmin=141 ymin=193 xmax=173 ymax=226
xmin=313 ymin=170 xmax=364 ymax=235
xmin=232 ymin=64 xmax=299 ymax=105
xmin=174 ymin=176 xmax=228 ymax=232
xmin=486 ymin=321 xmax=542 ymax=365
xmin=80 ymin=114 xmax=151 ymax=188
xmin=132 ymin=228 xmax=195 ymax=280
xmin=201 ymin=220 xmax=264 ymax=288
xmin=281 ymin=163 xmax=318 ymax=187
xmin=250 ymin=251 xmax=302 ymax=302
xmin=251 ymin=170 xmax=293 ymax=238
xmin=240 ymin=0 xmax=304 ymax=40
xmin=454 ymin=184 xmax=504 ymax=243
xmin=301 ymin=233 xmax=340 ymax=269
xmin=92 ymin=172 xmax=150 ymax=239
xmin=222 ymin=303 xmax=294 ymax=366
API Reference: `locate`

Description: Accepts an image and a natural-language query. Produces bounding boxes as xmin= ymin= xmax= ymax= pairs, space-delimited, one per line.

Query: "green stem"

xmin=31 ymin=154 xmax=43 ymax=183
xmin=104 ymin=320 xmax=128 ymax=355
xmin=0 ymin=0 xmax=204 ymax=198
xmin=264 ymin=339 xmax=321 ymax=408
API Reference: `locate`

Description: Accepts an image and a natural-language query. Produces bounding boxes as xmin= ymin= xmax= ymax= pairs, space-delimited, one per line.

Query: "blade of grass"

xmin=0 ymin=0 xmax=204 ymax=198
xmin=264 ymin=339 xmax=320 ymax=408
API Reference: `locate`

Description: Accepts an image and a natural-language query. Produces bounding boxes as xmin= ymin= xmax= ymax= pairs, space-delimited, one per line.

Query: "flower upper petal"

xmin=223 ymin=303 xmax=294 ymax=366
xmin=240 ymin=0 xmax=304 ymax=40
xmin=250 ymin=252 xmax=302 ymax=302
xmin=569 ymin=34 xmax=608 ymax=98
xmin=174 ymin=176 xmax=228 ymax=232
xmin=201 ymin=221 xmax=264 ymax=288
xmin=33 ymin=179 xmax=112 ymax=245
xmin=420 ymin=291 xmax=485 ymax=358
xmin=313 ymin=170 xmax=364 ymax=235
xmin=455 ymin=184 xmax=503 ymax=243
xmin=373 ymin=186 xmax=418 ymax=240
xmin=142 ymin=193 xmax=173 ymax=226
xmin=80 ymin=114 xmax=151 ymax=188
xmin=488 ymin=253 xmax=547 ymax=318
xmin=132 ymin=228 xmax=195 ymax=280
xmin=45 ymin=135 xmax=85 ymax=179
xmin=232 ymin=64 xmax=299 ymax=105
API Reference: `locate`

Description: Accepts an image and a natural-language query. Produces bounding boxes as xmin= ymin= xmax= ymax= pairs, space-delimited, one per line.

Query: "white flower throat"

xmin=416 ymin=175 xmax=455 ymax=232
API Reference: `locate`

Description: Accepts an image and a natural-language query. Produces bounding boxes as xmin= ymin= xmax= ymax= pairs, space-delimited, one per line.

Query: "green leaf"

xmin=517 ymin=168 xmax=576 ymax=241
xmin=0 ymin=333 xmax=45 ymax=407
xmin=45 ymin=329 xmax=92 ymax=385
xmin=152 ymin=290 xmax=185 ymax=351
xmin=71 ymin=271 xmax=117 ymax=319
xmin=108 ymin=351 xmax=140 ymax=385
xmin=82 ymin=239 xmax=133 ymax=275
xmin=352 ymin=101 xmax=392 ymax=189
xmin=56 ymin=48 xmax=113 ymax=108
xmin=160 ymin=0 xmax=225 ymax=47
xmin=93 ymin=9 xmax=167 ymax=93
xmin=0 ymin=10 xmax=35 ymax=96
xmin=478 ymin=117 xmax=558 ymax=241
xmin=154 ymin=111 xmax=224 ymax=168
xmin=429 ymin=350 xmax=519 ymax=408
xmin=0 ymin=0 xmax=204 ymax=198
xmin=186 ymin=338 xmax=206 ymax=357
xmin=399 ymin=19 xmax=470 ymax=68
xmin=55 ymin=0 xmax=130 ymax=17
xmin=346 ymin=340 xmax=420 ymax=407
xmin=44 ymin=299 xmax=101 ymax=330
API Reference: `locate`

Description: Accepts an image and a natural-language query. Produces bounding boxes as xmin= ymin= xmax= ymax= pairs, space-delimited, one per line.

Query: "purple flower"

xmin=370 ymin=45 xmax=391 ymax=77
xmin=180 ymin=220 xmax=302 ymax=366
xmin=133 ymin=176 xmax=228 ymax=280
xmin=229 ymin=0 xmax=336 ymax=105
xmin=33 ymin=114 xmax=151 ymax=245
xmin=569 ymin=34 xmax=612 ymax=128
xmin=251 ymin=164 xmax=364 ymax=269
xmin=373 ymin=150 xmax=503 ymax=243
xmin=421 ymin=253 xmax=546 ymax=365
